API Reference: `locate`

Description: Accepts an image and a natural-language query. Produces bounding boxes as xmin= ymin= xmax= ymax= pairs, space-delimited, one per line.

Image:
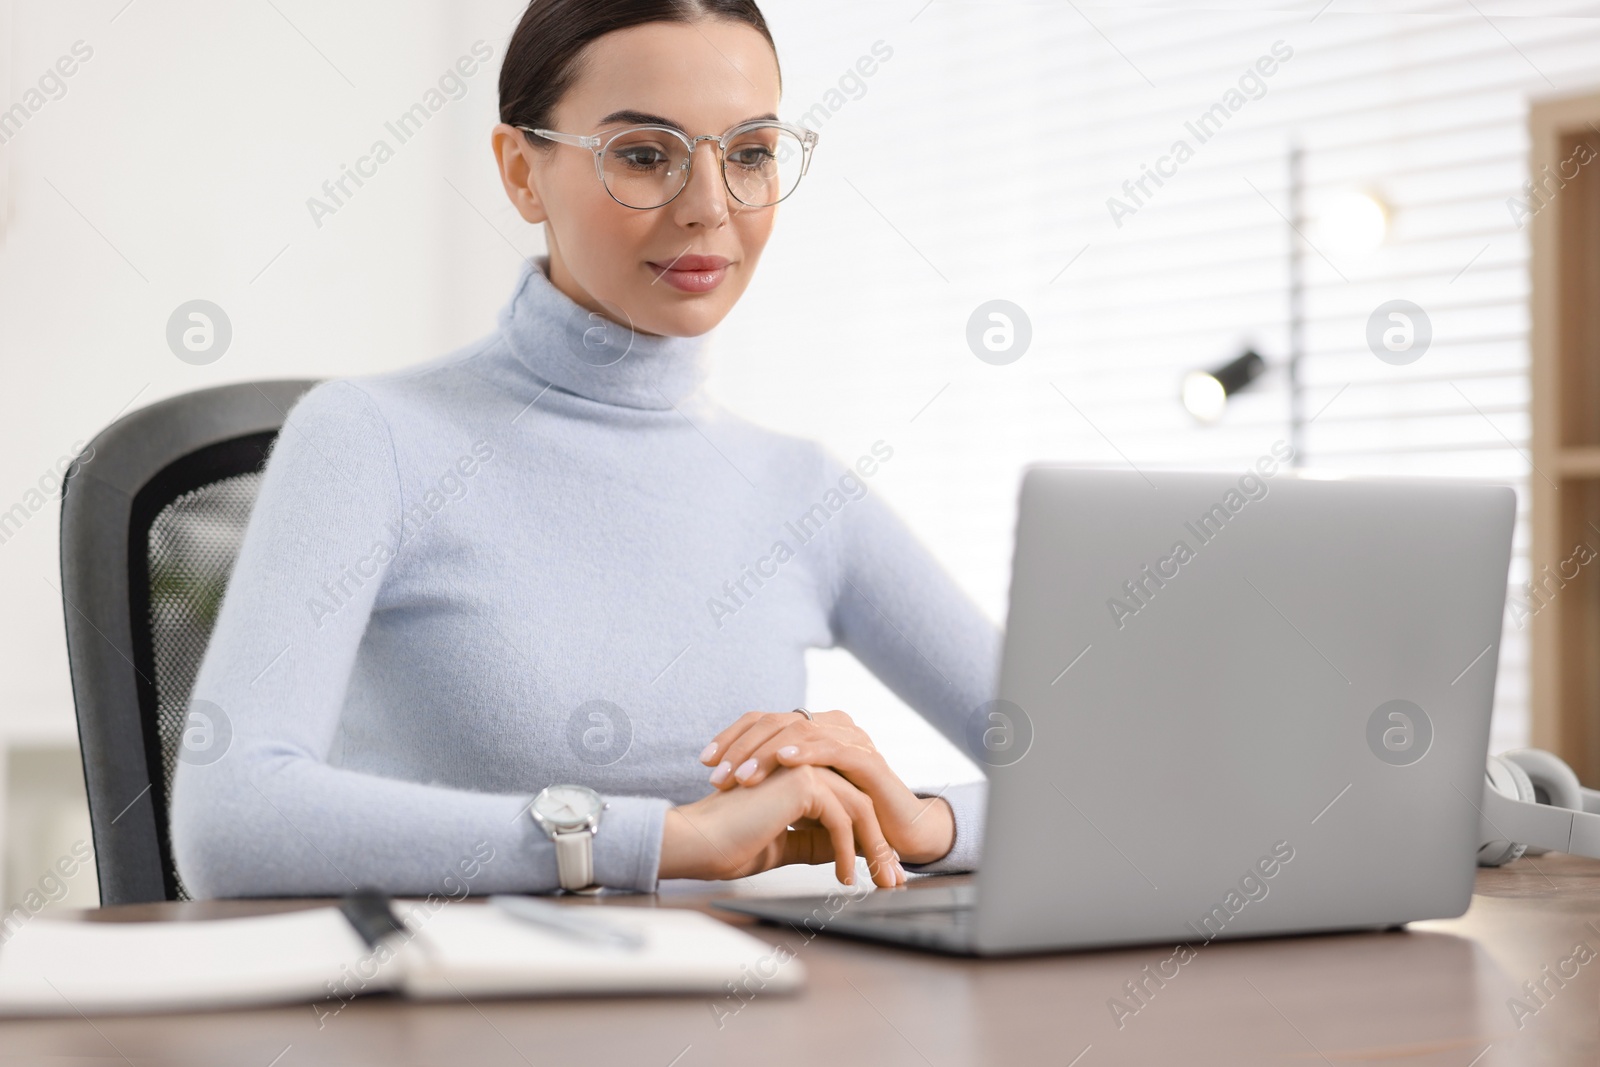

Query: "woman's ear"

xmin=491 ymin=123 xmax=549 ymax=224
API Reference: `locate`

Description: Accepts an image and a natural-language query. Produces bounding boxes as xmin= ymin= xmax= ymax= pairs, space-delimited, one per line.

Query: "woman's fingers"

xmin=778 ymin=745 xmax=950 ymax=867
xmin=719 ymin=721 xmax=813 ymax=787
xmin=700 ymin=711 xmax=767 ymax=764
xmin=705 ymin=716 xmax=797 ymax=788
xmin=774 ymin=767 xmax=900 ymax=887
xmin=827 ymin=775 xmax=902 ymax=888
xmin=666 ymin=763 xmax=910 ymax=887
xmin=815 ymin=789 xmax=862 ymax=885
xmin=700 ymin=712 xmax=803 ymax=786
xmin=714 ymin=722 xmax=939 ymax=869
xmin=759 ymin=734 xmax=884 ymax=788
xmin=773 ymin=736 xmax=919 ymax=831
xmin=719 ymin=719 xmax=877 ymax=790
xmin=700 ymin=709 xmax=861 ymax=769
xmin=787 ymin=777 xmax=864 ymax=883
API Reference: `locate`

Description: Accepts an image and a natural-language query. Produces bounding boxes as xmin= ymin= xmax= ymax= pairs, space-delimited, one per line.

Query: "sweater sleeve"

xmin=819 ymin=446 xmax=1002 ymax=874
xmin=169 ymin=381 xmax=668 ymax=898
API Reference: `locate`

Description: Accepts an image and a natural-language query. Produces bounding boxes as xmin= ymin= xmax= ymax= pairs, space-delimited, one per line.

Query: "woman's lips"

xmin=648 ymin=255 xmax=731 ymax=293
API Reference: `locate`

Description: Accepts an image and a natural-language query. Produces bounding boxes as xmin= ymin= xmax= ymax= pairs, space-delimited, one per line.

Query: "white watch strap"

xmin=553 ymin=828 xmax=595 ymax=891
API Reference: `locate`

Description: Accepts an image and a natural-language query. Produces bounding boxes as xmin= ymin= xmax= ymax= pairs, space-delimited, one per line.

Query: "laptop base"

xmin=715 ymin=885 xmax=979 ymax=955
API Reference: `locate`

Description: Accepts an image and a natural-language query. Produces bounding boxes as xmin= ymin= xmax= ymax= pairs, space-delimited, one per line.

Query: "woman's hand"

xmin=698 ymin=710 xmax=956 ymax=866
xmin=659 ymin=764 xmax=905 ymax=887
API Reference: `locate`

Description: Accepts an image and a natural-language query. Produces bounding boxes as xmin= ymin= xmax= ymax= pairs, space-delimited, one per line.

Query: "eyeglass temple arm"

xmin=517 ymin=126 xmax=600 ymax=150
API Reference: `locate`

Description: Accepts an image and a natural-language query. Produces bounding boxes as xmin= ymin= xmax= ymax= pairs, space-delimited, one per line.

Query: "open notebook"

xmin=0 ymin=895 xmax=802 ymax=1016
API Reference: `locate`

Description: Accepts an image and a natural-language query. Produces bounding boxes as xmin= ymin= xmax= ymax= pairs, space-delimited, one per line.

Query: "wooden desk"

xmin=3 ymin=856 xmax=1598 ymax=1066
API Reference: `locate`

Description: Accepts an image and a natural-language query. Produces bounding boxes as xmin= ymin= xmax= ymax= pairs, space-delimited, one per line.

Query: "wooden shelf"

xmin=1556 ymin=447 xmax=1600 ymax=478
xmin=1529 ymin=89 xmax=1600 ymax=785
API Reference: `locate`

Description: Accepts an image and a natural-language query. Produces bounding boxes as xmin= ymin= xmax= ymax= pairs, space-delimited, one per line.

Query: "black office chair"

xmin=59 ymin=380 xmax=319 ymax=905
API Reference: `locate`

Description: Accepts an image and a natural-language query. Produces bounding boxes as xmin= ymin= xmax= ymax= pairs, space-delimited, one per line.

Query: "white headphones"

xmin=1478 ymin=748 xmax=1600 ymax=866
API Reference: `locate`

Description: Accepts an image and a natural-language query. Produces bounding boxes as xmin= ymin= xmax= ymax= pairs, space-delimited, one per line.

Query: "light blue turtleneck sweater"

xmin=170 ymin=257 xmax=1001 ymax=897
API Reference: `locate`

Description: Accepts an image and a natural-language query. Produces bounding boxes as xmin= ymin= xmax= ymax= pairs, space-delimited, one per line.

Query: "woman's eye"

xmin=613 ymin=147 xmax=668 ymax=170
xmin=729 ymin=147 xmax=774 ymax=169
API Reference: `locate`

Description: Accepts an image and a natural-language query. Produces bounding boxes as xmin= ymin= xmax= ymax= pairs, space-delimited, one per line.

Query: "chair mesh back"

xmin=145 ymin=471 xmax=264 ymax=900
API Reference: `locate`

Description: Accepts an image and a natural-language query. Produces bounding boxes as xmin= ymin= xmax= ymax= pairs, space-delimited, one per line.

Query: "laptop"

xmin=716 ymin=465 xmax=1516 ymax=955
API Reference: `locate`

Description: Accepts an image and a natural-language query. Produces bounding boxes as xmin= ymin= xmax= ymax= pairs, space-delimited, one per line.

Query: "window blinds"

xmin=712 ymin=1 xmax=1600 ymax=767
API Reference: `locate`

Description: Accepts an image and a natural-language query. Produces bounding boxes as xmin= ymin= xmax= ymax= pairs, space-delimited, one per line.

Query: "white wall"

xmin=2 ymin=0 xmax=1595 ymax=902
xmin=0 ymin=0 xmax=499 ymax=904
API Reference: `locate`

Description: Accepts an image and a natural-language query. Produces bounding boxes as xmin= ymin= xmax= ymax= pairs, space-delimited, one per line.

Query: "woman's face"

xmin=493 ymin=19 xmax=783 ymax=338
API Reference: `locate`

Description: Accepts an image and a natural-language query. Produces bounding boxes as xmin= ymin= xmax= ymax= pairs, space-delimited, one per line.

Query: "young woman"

xmin=171 ymin=0 xmax=999 ymax=898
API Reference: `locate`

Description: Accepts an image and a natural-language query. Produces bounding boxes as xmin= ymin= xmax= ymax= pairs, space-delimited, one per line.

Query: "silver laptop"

xmin=717 ymin=466 xmax=1516 ymax=955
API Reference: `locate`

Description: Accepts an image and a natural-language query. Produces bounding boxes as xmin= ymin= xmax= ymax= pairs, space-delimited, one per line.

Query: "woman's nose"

xmin=674 ymin=140 xmax=731 ymax=226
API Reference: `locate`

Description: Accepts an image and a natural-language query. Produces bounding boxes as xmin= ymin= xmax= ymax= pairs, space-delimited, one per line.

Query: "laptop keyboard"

xmin=847 ymin=884 xmax=977 ymax=916
xmin=713 ymin=884 xmax=979 ymax=949
xmin=872 ymin=907 xmax=971 ymax=926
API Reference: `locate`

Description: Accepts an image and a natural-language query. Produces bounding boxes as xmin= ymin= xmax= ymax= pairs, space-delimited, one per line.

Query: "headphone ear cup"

xmin=1478 ymin=755 xmax=1536 ymax=867
xmin=1500 ymin=749 xmax=1585 ymax=855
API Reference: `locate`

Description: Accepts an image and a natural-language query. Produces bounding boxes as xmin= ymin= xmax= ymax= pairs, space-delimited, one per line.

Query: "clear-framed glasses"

xmin=517 ymin=119 xmax=819 ymax=210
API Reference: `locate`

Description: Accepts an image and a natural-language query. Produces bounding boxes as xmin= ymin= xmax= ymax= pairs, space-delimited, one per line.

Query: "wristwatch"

xmin=529 ymin=784 xmax=606 ymax=892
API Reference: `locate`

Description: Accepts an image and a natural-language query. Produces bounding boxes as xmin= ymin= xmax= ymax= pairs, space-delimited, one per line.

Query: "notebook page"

xmin=395 ymin=903 xmax=805 ymax=999
xmin=0 ymin=907 xmax=377 ymax=1015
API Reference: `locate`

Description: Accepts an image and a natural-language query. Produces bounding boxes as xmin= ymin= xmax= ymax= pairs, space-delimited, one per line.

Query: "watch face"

xmin=532 ymin=785 xmax=602 ymax=831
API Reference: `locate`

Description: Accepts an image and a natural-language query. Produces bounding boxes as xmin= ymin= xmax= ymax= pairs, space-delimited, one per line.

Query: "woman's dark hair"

xmin=499 ymin=0 xmax=778 ymax=135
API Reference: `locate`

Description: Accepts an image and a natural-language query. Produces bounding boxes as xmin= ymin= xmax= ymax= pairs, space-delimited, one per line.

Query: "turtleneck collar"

xmin=496 ymin=255 xmax=713 ymax=410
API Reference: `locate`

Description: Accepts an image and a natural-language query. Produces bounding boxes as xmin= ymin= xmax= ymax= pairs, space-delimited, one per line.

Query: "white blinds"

xmin=711 ymin=1 xmax=1600 ymax=771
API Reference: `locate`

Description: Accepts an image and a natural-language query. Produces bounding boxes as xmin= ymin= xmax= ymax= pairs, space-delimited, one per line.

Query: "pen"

xmin=489 ymin=894 xmax=646 ymax=951
xmin=339 ymin=889 xmax=409 ymax=949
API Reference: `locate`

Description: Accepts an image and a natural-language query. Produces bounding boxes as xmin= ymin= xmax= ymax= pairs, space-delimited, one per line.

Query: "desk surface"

xmin=4 ymin=856 xmax=1598 ymax=1066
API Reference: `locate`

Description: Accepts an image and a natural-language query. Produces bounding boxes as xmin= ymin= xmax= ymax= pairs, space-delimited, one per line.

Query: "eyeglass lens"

xmin=599 ymin=125 xmax=807 ymax=209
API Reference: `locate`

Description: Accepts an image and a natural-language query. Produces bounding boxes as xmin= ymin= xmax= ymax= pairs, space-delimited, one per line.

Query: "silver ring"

xmin=791 ymin=707 xmax=814 ymax=721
